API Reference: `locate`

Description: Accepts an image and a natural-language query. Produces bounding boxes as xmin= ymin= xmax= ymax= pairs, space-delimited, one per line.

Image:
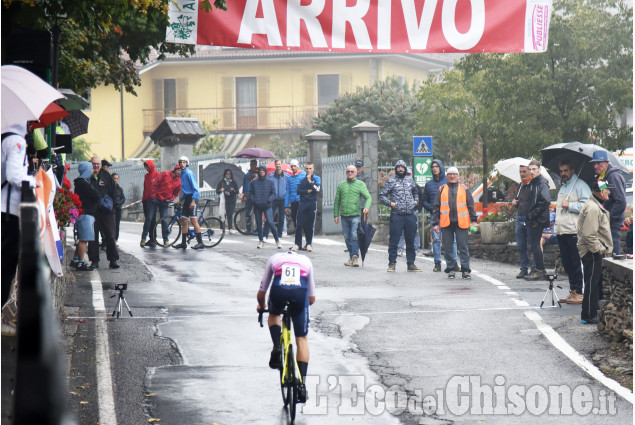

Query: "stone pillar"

xmin=158 ymin=138 xmax=195 ymax=171
xmin=353 ymin=121 xmax=380 ymax=223
xmin=304 ymin=130 xmax=330 ymax=234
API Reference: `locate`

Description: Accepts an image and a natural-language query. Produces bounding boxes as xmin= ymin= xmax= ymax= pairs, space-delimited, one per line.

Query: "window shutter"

xmin=340 ymin=73 xmax=352 ymax=95
xmin=222 ymin=77 xmax=234 ymax=129
xmin=304 ymin=74 xmax=315 ymax=106
xmin=176 ymin=78 xmax=188 ymax=112
xmin=153 ymin=79 xmax=164 ymax=128
xmin=258 ymin=76 xmax=269 ymax=127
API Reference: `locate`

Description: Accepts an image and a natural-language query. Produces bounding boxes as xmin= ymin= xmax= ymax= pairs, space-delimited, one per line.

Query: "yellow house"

xmin=85 ymin=46 xmax=455 ymax=160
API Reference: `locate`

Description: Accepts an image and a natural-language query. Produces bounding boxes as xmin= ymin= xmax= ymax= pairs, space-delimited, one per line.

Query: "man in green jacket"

xmin=334 ymin=165 xmax=372 ymax=267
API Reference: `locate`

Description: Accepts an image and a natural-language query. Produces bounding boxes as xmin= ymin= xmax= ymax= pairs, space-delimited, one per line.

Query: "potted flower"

xmin=53 ymin=188 xmax=83 ymax=233
xmin=479 ymin=204 xmax=514 ymax=244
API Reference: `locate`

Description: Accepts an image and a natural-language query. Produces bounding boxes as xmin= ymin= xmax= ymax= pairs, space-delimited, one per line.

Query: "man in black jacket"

xmin=524 ymin=160 xmax=551 ymax=281
xmin=250 ymin=166 xmax=282 ymax=249
xmin=590 ymin=150 xmax=627 ymax=255
xmin=112 ymin=173 xmax=126 ymax=243
xmin=88 ymin=157 xmax=120 ymax=269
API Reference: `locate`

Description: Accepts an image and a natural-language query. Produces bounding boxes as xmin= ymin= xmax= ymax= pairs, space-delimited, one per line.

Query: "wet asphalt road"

xmin=63 ymin=221 xmax=633 ymax=425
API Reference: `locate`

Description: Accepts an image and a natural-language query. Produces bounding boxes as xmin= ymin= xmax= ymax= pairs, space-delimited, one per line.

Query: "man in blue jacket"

xmin=264 ymin=159 xmax=288 ymax=239
xmin=285 ymin=159 xmax=306 ymax=236
xmin=173 ymin=156 xmax=205 ymax=250
xmin=251 ymin=166 xmax=282 ymax=249
xmin=422 ymin=159 xmax=456 ymax=272
xmin=292 ymin=162 xmax=320 ymax=252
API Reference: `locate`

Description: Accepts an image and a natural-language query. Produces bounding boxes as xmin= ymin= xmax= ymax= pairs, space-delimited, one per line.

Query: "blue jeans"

xmin=254 ymin=205 xmax=278 ymax=243
xmin=515 ymin=221 xmax=535 ymax=271
xmin=431 ymin=226 xmax=456 ymax=262
xmin=264 ymin=199 xmax=285 ymax=238
xmin=399 ymin=227 xmax=420 ymax=252
xmin=152 ymin=199 xmax=170 ymax=242
xmin=610 ymin=221 xmax=621 ymax=255
xmin=527 ymin=225 xmax=544 ymax=271
xmin=388 ymin=212 xmax=417 ymax=264
xmin=341 ymin=216 xmax=361 ymax=257
xmin=557 ymin=234 xmax=583 ymax=292
xmin=441 ymin=224 xmax=471 ymax=272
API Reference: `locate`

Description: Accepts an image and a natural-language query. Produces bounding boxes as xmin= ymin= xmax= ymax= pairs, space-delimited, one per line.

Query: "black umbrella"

xmin=357 ymin=213 xmax=376 ymax=266
xmin=540 ymin=142 xmax=631 ymax=186
xmin=56 ymin=88 xmax=90 ymax=111
xmin=201 ymin=162 xmax=245 ymax=191
xmin=62 ymin=110 xmax=89 ymax=138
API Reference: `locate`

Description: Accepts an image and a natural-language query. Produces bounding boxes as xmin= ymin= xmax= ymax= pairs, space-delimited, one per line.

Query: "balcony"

xmin=143 ymin=105 xmax=327 ymax=134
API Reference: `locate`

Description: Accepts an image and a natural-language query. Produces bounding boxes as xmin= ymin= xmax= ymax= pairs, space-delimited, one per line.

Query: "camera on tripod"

xmin=545 ymin=274 xmax=557 ymax=282
xmin=114 ymin=283 xmax=127 ymax=291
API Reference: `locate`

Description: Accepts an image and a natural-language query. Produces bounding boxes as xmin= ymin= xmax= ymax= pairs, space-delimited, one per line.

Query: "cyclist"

xmin=173 ymin=156 xmax=205 ymax=250
xmin=257 ymin=251 xmax=316 ymax=403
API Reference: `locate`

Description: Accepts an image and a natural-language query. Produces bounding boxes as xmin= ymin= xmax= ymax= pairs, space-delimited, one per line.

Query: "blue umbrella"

xmin=357 ymin=213 xmax=376 ymax=266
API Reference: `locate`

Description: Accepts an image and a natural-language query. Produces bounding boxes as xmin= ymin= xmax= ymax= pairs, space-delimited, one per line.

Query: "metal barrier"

xmin=14 ymin=183 xmax=74 ymax=425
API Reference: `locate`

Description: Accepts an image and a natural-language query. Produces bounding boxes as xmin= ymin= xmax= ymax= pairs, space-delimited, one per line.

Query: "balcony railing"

xmin=143 ymin=105 xmax=329 ymax=133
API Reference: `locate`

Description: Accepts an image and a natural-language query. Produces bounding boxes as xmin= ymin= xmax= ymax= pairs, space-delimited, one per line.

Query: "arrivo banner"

xmin=167 ymin=0 xmax=552 ymax=53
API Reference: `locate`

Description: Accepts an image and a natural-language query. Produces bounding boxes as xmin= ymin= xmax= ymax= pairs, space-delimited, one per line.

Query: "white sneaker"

xmin=228 ymin=229 xmax=237 ymax=235
xmin=291 ymin=245 xmax=300 ymax=252
xmin=277 ymin=241 xmax=282 ymax=249
xmin=306 ymin=245 xmax=313 ymax=252
xmin=257 ymin=241 xmax=265 ymax=249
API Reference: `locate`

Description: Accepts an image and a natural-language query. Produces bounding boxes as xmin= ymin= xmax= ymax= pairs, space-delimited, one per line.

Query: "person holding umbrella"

xmin=577 ymin=180 xmax=613 ymax=324
xmin=334 ymin=165 xmax=371 ymax=267
xmin=523 ymin=160 xmax=551 ymax=281
xmin=590 ymin=151 xmax=627 ymax=255
xmin=217 ymin=168 xmax=239 ymax=234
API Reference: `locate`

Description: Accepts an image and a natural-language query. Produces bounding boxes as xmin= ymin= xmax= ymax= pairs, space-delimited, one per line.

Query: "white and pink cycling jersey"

xmin=260 ymin=251 xmax=315 ymax=297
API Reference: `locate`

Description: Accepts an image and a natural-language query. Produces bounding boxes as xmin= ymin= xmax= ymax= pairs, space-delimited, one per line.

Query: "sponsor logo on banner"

xmin=182 ymin=0 xmax=552 ymax=54
xmin=525 ymin=0 xmax=552 ymax=52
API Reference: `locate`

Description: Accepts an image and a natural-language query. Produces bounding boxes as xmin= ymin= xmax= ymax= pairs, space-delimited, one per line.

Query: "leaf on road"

xmin=80 ymin=401 xmax=89 ymax=405
xmin=145 ymin=393 xmax=156 ymax=397
xmin=148 ymin=419 xmax=161 ymax=423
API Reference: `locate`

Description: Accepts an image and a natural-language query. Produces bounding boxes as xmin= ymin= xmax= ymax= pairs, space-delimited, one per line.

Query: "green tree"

xmin=194 ymin=120 xmax=225 ymax=156
xmin=416 ymin=0 xmax=633 ymax=168
xmin=2 ymin=0 xmax=225 ymax=95
xmin=66 ymin=137 xmax=93 ymax=162
xmin=313 ymin=77 xmax=420 ymax=163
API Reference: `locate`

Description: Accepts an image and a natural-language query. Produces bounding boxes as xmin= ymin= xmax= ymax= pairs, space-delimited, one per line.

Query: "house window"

xmin=236 ymin=76 xmax=257 ymax=129
xmin=164 ymin=79 xmax=176 ymax=115
xmin=317 ymin=74 xmax=339 ymax=107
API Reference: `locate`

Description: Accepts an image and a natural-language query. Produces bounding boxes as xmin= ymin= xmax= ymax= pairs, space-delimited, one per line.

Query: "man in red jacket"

xmin=153 ymin=165 xmax=182 ymax=245
xmin=141 ymin=159 xmax=160 ymax=247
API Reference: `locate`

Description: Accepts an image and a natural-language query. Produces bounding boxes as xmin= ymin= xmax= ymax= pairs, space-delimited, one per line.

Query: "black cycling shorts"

xmin=268 ymin=285 xmax=310 ymax=337
xmin=182 ymin=195 xmax=197 ymax=218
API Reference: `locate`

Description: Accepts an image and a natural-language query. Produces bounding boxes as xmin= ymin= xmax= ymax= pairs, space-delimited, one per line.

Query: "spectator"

xmin=140 ymin=159 xmax=159 ymax=247
xmin=250 ymin=166 xmax=282 ymax=249
xmin=1 ymin=123 xmax=36 ymax=306
xmin=155 ymin=164 xmax=182 ymax=244
xmin=241 ymin=159 xmax=259 ymax=234
xmin=397 ymin=168 xmax=421 ymax=256
xmin=71 ymin=162 xmax=101 ymax=271
xmin=334 ymin=164 xmax=371 ymax=267
xmin=216 ymin=168 xmax=239 ymax=235
xmin=292 ymin=162 xmax=320 ymax=252
xmin=264 ymin=159 xmax=288 ymax=239
xmin=590 ymin=150 xmax=627 ymax=255
xmin=524 ymin=160 xmax=550 ymax=281
xmin=380 ymin=160 xmax=421 ymax=272
xmin=422 ymin=159 xmax=457 ymax=272
xmin=623 ymin=211 xmax=633 ymax=255
xmin=540 ymin=206 xmax=558 ymax=250
xmin=554 ymin=159 xmax=590 ymax=305
xmin=511 ymin=164 xmax=535 ymax=279
xmin=112 ymin=173 xmax=126 ymax=244
xmin=432 ymin=167 xmax=478 ymax=279
xmin=355 ymin=159 xmax=370 ymax=188
xmin=101 ymin=159 xmax=112 ymax=173
xmin=87 ymin=157 xmax=120 ymax=269
xmin=285 ymin=159 xmax=305 ymax=236
xmin=577 ymin=180 xmax=613 ymax=324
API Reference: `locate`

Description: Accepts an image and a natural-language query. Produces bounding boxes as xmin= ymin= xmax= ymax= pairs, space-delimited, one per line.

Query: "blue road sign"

xmin=413 ymin=136 xmax=433 ymax=157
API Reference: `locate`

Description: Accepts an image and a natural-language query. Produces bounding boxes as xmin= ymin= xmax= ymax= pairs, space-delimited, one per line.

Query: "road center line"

xmin=524 ymin=310 xmax=633 ymax=403
xmin=90 ymin=276 xmax=118 ymax=425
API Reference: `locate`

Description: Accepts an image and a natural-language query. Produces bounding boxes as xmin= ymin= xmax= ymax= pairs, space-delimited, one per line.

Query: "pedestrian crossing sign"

xmin=413 ymin=136 xmax=433 ymax=157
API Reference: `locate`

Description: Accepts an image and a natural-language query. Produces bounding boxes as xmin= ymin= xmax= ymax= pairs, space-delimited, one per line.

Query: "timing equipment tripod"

xmin=540 ymin=274 xmax=562 ymax=308
xmin=111 ymin=284 xmax=133 ymax=318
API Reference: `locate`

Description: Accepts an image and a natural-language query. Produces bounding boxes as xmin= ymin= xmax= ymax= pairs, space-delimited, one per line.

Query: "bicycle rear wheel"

xmin=200 ymin=217 xmax=224 ymax=247
xmin=234 ymin=207 xmax=256 ymax=235
xmin=280 ymin=344 xmax=288 ymax=406
xmin=286 ymin=344 xmax=297 ymax=422
xmin=152 ymin=216 xmax=181 ymax=247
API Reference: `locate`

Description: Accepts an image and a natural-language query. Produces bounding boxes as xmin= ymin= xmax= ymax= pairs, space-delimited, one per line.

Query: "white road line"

xmin=511 ymin=298 xmax=530 ymax=307
xmin=525 ymin=310 xmax=633 ymax=403
xmin=90 ymin=276 xmax=118 ymax=425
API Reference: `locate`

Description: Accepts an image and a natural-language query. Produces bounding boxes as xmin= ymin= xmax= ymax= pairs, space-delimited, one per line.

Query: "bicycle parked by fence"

xmin=151 ymin=198 xmax=224 ymax=248
xmin=233 ymin=205 xmax=293 ymax=236
xmin=259 ymin=302 xmax=302 ymax=423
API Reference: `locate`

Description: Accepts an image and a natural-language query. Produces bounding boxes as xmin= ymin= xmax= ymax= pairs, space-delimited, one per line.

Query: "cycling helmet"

xmin=179 ymin=156 xmax=189 ymax=166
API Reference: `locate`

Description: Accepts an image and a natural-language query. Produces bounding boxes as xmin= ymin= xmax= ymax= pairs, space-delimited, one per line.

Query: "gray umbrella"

xmin=56 ymin=88 xmax=89 ymax=111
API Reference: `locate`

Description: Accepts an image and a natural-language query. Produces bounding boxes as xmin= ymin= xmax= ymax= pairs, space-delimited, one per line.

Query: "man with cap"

xmin=577 ymin=179 xmax=613 ymax=324
xmin=334 ymin=164 xmax=371 ymax=266
xmin=355 ymin=159 xmax=370 ymax=188
xmin=432 ymin=167 xmax=478 ymax=279
xmin=154 ymin=164 xmax=182 ymax=245
xmin=590 ymin=150 xmax=627 ymax=255
xmin=285 ymin=159 xmax=306 ymax=236
xmin=101 ymin=159 xmax=112 ymax=173
xmin=380 ymin=160 xmax=422 ymax=272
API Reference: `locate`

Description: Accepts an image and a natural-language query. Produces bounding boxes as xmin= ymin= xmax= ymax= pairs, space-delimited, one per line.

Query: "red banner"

xmin=192 ymin=0 xmax=551 ymax=53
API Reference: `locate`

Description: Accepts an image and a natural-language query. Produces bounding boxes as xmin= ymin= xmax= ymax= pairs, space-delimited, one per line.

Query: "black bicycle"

xmin=151 ymin=198 xmax=224 ymax=248
xmin=233 ymin=205 xmax=291 ymax=236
